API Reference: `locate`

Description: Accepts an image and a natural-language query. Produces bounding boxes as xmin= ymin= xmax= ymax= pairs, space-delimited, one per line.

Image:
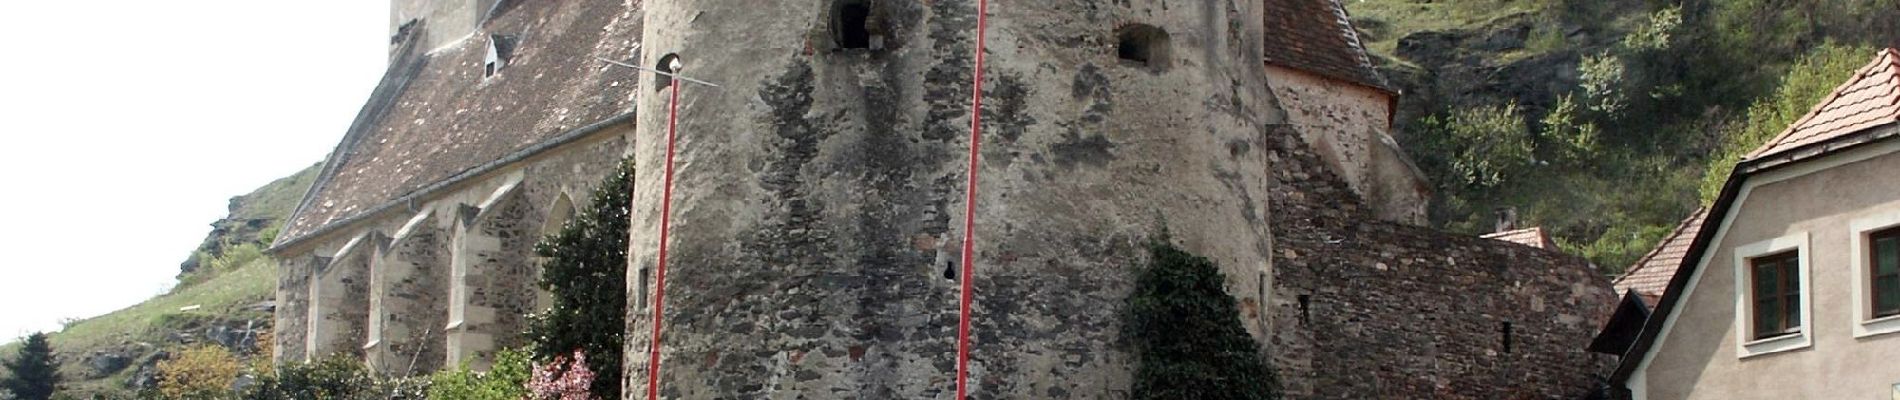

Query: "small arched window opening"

xmin=653 ymin=53 xmax=682 ymax=93
xmin=835 ymin=1 xmax=873 ymax=49
xmin=1115 ymin=24 xmax=1171 ymax=71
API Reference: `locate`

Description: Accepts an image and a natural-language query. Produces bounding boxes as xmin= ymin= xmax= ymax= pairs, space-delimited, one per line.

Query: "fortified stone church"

xmin=270 ymin=0 xmax=1615 ymax=398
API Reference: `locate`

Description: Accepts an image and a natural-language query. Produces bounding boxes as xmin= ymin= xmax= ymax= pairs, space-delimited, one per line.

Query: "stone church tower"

xmin=626 ymin=1 xmax=1280 ymax=398
xmin=271 ymin=0 xmax=1616 ymax=399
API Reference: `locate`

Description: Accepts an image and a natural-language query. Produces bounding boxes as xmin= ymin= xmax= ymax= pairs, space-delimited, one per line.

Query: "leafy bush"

xmin=1698 ymin=43 xmax=1874 ymax=202
xmin=1414 ymin=102 xmax=1536 ymax=189
xmin=428 ymin=349 xmax=532 ymax=400
xmin=157 ymin=345 xmax=241 ymax=400
xmin=1126 ymin=242 xmax=1280 ymax=400
xmin=528 ymin=159 xmax=632 ymax=398
xmin=242 ymin=355 xmax=425 ymax=400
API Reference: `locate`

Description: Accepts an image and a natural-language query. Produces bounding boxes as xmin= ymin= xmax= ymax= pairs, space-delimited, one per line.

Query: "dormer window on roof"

xmin=484 ymin=34 xmax=517 ymax=79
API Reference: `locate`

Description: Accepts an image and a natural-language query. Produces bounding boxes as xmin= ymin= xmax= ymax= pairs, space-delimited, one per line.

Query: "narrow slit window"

xmin=943 ymin=261 xmax=957 ymax=281
xmin=639 ymin=266 xmax=652 ymax=310
xmin=1751 ymin=251 xmax=1802 ymax=339
xmin=835 ymin=0 xmax=872 ymax=49
xmin=1871 ymin=228 xmax=1900 ymax=318
xmin=1501 ymin=322 xmax=1514 ymax=353
xmin=1297 ymin=294 xmax=1311 ymax=324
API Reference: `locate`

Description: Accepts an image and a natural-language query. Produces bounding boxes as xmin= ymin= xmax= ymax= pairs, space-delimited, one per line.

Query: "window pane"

xmin=1755 ymin=263 xmax=1779 ymax=298
xmin=1879 ymin=236 xmax=1900 ymax=276
xmin=1785 ymin=293 xmax=1801 ymax=329
xmin=1782 ymin=260 xmax=1801 ymax=296
xmin=1757 ymin=297 xmax=1781 ymax=336
xmin=1877 ymin=275 xmax=1900 ymax=317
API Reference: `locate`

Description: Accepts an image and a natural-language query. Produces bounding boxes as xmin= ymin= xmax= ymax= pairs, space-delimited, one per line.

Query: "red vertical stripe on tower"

xmin=956 ymin=0 xmax=990 ymax=398
xmin=645 ymin=76 xmax=683 ymax=400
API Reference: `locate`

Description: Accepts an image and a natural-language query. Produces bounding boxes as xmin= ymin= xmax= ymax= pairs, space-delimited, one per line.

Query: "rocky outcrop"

xmin=179 ymin=163 xmax=322 ymax=276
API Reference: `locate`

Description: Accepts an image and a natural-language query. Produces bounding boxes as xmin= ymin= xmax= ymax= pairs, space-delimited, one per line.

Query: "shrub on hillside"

xmin=1126 ymin=242 xmax=1280 ymax=400
xmin=528 ymin=159 xmax=632 ymax=398
xmin=156 ymin=345 xmax=240 ymax=400
xmin=1413 ymin=102 xmax=1536 ymax=189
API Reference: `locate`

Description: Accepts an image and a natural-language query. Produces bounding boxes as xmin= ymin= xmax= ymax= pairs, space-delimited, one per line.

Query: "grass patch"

xmin=45 ymin=257 xmax=276 ymax=396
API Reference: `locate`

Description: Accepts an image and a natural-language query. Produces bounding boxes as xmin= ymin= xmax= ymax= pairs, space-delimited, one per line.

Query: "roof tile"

xmin=1747 ymin=48 xmax=1900 ymax=160
xmin=1261 ymin=0 xmax=1393 ymax=92
xmin=1613 ymin=208 xmax=1708 ymax=298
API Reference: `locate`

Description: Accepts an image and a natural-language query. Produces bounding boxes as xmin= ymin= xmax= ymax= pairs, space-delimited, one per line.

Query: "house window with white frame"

xmin=1750 ymin=251 xmax=1803 ymax=339
xmin=1851 ymin=213 xmax=1900 ymax=338
xmin=1734 ymin=232 xmax=1810 ymax=356
xmin=1871 ymin=227 xmax=1900 ymax=319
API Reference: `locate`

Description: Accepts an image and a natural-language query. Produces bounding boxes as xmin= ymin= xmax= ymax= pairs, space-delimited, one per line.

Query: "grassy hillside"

xmin=42 ymin=258 xmax=276 ymax=397
xmin=1346 ymin=0 xmax=1900 ymax=272
xmin=1 ymin=164 xmax=318 ymax=398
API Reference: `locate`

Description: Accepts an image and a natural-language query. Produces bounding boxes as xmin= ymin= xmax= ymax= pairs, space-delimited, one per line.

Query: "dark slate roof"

xmin=1747 ymin=48 xmax=1900 ymax=160
xmin=1261 ymin=0 xmax=1393 ymax=93
xmin=277 ymin=0 xmax=643 ymax=247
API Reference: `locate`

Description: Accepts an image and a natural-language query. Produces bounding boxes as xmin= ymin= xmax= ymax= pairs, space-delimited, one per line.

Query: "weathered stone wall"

xmin=626 ymin=0 xmax=1281 ymax=398
xmin=1265 ymin=125 xmax=1616 ymax=399
xmin=369 ymin=214 xmax=449 ymax=374
xmin=309 ymin=237 xmax=375 ymax=359
xmin=447 ymin=186 xmax=540 ymax=369
xmin=272 ymin=129 xmax=634 ymax=368
xmin=1263 ymin=65 xmax=1429 ymax=225
xmin=274 ymin=255 xmax=316 ymax=362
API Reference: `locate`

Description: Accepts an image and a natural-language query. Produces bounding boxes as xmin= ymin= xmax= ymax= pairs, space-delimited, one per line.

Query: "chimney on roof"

xmin=1494 ymin=207 xmax=1518 ymax=233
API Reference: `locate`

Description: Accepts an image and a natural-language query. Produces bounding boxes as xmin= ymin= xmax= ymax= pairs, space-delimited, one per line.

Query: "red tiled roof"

xmin=1612 ymin=208 xmax=1709 ymax=298
xmin=1480 ymin=227 xmax=1557 ymax=250
xmin=1261 ymin=0 xmax=1392 ymax=93
xmin=1746 ymin=48 xmax=1900 ymax=160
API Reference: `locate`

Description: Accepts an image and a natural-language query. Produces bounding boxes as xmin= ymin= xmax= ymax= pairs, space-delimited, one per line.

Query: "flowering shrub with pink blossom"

xmin=527 ymin=350 xmax=597 ymax=400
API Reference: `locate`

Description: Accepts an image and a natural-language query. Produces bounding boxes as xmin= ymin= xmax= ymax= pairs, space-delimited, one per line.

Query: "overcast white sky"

xmin=0 ymin=1 xmax=390 ymax=341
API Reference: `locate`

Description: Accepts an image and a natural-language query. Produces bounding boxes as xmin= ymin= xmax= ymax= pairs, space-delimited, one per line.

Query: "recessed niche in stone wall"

xmin=1115 ymin=24 xmax=1171 ymax=71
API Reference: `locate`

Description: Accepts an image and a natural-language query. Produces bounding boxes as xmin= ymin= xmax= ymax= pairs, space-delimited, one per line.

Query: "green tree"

xmin=528 ymin=159 xmax=631 ymax=398
xmin=1 ymin=333 xmax=58 ymax=400
xmin=1126 ymin=242 xmax=1280 ymax=400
